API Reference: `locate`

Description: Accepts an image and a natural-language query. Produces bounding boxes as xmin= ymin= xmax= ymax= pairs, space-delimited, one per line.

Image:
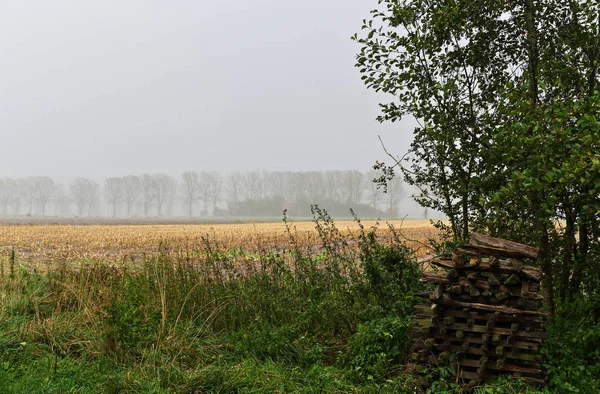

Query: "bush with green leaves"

xmin=342 ymin=316 xmax=413 ymax=382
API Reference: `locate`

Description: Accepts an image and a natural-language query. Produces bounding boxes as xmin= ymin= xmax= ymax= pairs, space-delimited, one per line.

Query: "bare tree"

xmin=288 ymin=172 xmax=307 ymax=203
xmin=70 ymin=179 xmax=86 ymax=216
xmin=266 ymin=171 xmax=288 ymax=200
xmin=122 ymin=175 xmax=141 ymax=217
xmin=52 ymin=183 xmax=69 ymax=216
xmin=385 ymin=176 xmax=404 ymax=218
xmin=325 ymin=171 xmax=344 ymax=202
xmin=197 ymin=171 xmax=212 ymax=215
xmin=12 ymin=179 xmax=24 ymax=215
xmin=22 ymin=177 xmax=37 ymax=215
xmin=166 ymin=178 xmax=178 ymax=217
xmin=242 ymin=170 xmax=262 ymax=202
xmin=305 ymin=171 xmax=326 ymax=203
xmin=35 ymin=176 xmax=56 ymax=216
xmin=140 ymin=174 xmax=156 ymax=216
xmin=87 ymin=181 xmax=100 ymax=216
xmin=181 ymin=171 xmax=200 ymax=216
xmin=0 ymin=179 xmax=19 ymax=215
xmin=208 ymin=171 xmax=222 ymax=214
xmin=70 ymin=178 xmax=95 ymax=216
xmin=0 ymin=179 xmax=8 ymax=215
xmin=104 ymin=177 xmax=123 ymax=217
xmin=241 ymin=171 xmax=264 ymax=216
xmin=153 ymin=173 xmax=175 ymax=217
xmin=343 ymin=170 xmax=366 ymax=205
xmin=226 ymin=172 xmax=242 ymax=215
xmin=365 ymin=170 xmax=384 ymax=212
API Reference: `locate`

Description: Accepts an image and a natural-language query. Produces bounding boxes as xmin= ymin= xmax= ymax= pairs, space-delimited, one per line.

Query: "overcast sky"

xmin=0 ymin=0 xmax=416 ymax=181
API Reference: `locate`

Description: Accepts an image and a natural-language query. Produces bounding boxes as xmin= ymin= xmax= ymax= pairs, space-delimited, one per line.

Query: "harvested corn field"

xmin=0 ymin=219 xmax=440 ymax=266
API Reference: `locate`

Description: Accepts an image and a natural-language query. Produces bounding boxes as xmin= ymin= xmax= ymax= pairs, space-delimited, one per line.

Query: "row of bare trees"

xmin=220 ymin=170 xmax=403 ymax=216
xmin=103 ymin=174 xmax=179 ymax=217
xmin=0 ymin=177 xmax=67 ymax=216
xmin=0 ymin=170 xmax=404 ymax=217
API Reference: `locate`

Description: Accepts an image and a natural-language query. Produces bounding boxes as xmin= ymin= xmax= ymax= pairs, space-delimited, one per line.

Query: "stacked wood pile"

xmin=408 ymin=233 xmax=547 ymax=389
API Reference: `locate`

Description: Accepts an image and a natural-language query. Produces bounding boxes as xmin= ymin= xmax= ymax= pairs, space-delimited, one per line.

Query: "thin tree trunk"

xmin=560 ymin=205 xmax=576 ymax=301
xmin=537 ymin=219 xmax=554 ymax=315
xmin=570 ymin=218 xmax=590 ymax=296
xmin=524 ymin=0 xmax=539 ymax=105
xmin=525 ymin=0 xmax=553 ymax=314
xmin=462 ymin=181 xmax=469 ymax=241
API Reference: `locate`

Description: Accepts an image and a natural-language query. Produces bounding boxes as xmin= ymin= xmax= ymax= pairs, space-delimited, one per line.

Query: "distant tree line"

xmin=0 ymin=170 xmax=405 ymax=218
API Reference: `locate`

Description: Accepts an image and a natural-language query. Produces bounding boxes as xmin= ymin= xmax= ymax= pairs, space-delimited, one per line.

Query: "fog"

xmin=0 ymin=170 xmax=443 ymax=220
xmin=0 ymin=1 xmax=429 ymax=219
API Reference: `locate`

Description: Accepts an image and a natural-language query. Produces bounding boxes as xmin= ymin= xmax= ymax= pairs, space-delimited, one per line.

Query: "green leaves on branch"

xmin=355 ymin=0 xmax=600 ymax=304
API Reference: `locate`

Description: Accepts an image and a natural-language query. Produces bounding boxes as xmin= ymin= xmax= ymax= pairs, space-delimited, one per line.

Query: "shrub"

xmin=342 ymin=316 xmax=413 ymax=382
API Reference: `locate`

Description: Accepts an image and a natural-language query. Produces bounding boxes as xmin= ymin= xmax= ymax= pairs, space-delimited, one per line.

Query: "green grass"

xmin=0 ymin=210 xmax=598 ymax=393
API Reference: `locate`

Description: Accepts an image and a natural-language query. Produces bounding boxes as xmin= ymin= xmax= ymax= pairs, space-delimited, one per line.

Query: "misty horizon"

xmin=0 ymin=169 xmax=442 ymax=220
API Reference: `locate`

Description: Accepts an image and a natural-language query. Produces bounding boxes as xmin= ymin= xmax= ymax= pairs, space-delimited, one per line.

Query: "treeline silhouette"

xmin=0 ymin=170 xmax=404 ymax=218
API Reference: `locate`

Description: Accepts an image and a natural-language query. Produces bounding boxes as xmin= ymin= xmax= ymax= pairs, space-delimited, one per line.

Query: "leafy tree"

xmin=354 ymin=0 xmax=520 ymax=242
xmin=355 ymin=0 xmax=600 ymax=311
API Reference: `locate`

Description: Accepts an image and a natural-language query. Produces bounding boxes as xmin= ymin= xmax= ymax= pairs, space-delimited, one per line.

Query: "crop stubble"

xmin=0 ymin=220 xmax=439 ymax=266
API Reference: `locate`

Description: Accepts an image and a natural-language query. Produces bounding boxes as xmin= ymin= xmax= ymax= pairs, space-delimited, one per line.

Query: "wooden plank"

xmin=408 ymin=330 xmax=539 ymax=350
xmin=446 ymin=293 xmax=543 ymax=311
xmin=413 ymin=292 xmax=549 ymax=317
xmin=413 ymin=305 xmax=545 ymax=327
xmin=412 ymin=316 xmax=546 ymax=340
xmin=430 ymin=285 xmax=444 ymax=301
xmin=468 ymin=233 xmax=540 ymax=259
xmin=420 ymin=273 xmax=543 ymax=299
xmin=412 ymin=318 xmax=547 ymax=340
xmin=457 ymin=358 xmax=542 ymax=375
xmin=412 ymin=341 xmax=543 ymax=362
xmin=456 ymin=245 xmax=538 ymax=262
xmin=431 ymin=257 xmax=543 ymax=283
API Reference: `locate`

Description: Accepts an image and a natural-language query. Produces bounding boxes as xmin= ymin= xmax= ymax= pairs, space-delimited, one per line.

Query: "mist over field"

xmin=3 ymin=1 xmax=599 ymax=392
xmin=0 ymin=1 xmax=434 ymax=220
xmin=0 ymin=170 xmax=439 ymax=220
